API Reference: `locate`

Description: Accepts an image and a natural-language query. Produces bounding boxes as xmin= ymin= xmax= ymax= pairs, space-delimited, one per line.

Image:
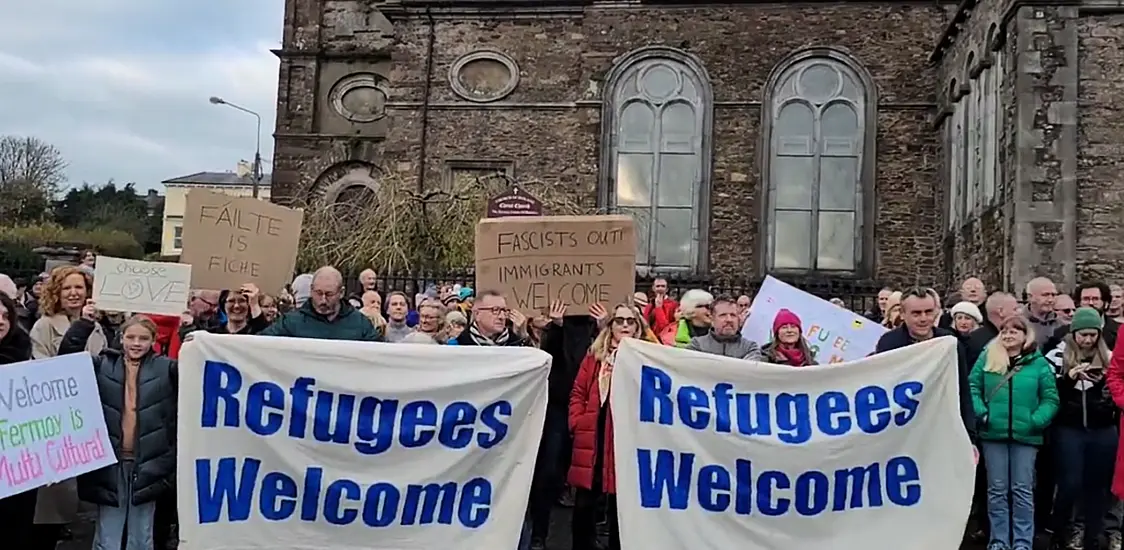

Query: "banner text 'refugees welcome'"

xmin=195 ymin=361 xmax=511 ymax=529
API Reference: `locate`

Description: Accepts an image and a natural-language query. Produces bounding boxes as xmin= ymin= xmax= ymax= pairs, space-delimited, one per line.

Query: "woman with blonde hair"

xmin=568 ymin=303 xmax=655 ymax=550
xmin=27 ymin=266 xmax=106 ymax=548
xmin=882 ymin=290 xmax=904 ymax=329
xmin=1049 ymin=307 xmax=1116 ymax=550
xmin=59 ymin=312 xmax=177 ymax=550
xmin=969 ymin=316 xmax=1058 ymax=550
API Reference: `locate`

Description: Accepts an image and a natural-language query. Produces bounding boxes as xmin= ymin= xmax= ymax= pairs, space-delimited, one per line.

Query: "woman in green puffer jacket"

xmin=969 ymin=315 xmax=1059 ymax=550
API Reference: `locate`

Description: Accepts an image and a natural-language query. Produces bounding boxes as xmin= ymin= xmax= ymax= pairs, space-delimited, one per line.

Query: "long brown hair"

xmin=40 ymin=266 xmax=92 ymax=317
xmin=589 ymin=303 xmax=656 ymax=362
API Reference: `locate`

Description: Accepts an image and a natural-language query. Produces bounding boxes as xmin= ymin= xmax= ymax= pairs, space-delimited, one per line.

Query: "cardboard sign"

xmin=487 ymin=186 xmax=543 ymax=218
xmin=92 ymin=256 xmax=192 ymax=315
xmin=475 ymin=215 xmax=636 ymax=316
xmin=180 ymin=190 xmax=303 ymax=294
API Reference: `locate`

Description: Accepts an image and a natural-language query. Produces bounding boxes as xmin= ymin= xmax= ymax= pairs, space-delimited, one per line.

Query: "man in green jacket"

xmin=259 ymin=266 xmax=381 ymax=341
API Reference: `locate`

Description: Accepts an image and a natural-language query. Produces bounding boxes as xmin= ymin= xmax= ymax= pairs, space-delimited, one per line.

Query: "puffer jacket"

xmin=568 ymin=353 xmax=616 ymax=494
xmin=259 ymin=300 xmax=380 ymax=341
xmin=969 ymin=349 xmax=1059 ymax=446
xmin=1054 ymin=364 xmax=1117 ymax=430
xmin=59 ymin=319 xmax=177 ymax=506
xmin=686 ymin=330 xmax=762 ymax=360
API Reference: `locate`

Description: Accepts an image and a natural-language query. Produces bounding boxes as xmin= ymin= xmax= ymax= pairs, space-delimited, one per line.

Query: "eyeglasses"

xmin=612 ymin=317 xmax=638 ymax=326
xmin=476 ymin=307 xmax=509 ymax=315
xmin=1057 ymin=308 xmax=1075 ymax=314
xmin=312 ymin=290 xmax=340 ymax=299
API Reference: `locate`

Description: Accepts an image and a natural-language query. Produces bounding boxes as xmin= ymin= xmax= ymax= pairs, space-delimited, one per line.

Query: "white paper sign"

xmin=741 ymin=276 xmax=887 ymax=363
xmin=177 ymin=333 xmax=550 ymax=550
xmin=93 ymin=256 xmax=192 ymax=316
xmin=611 ymin=337 xmax=975 ymax=550
xmin=0 ymin=353 xmax=116 ymax=499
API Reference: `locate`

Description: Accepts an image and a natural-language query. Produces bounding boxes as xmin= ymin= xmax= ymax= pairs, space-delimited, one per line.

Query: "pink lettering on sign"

xmin=46 ymin=430 xmax=108 ymax=474
xmin=0 ymin=448 xmax=45 ymax=488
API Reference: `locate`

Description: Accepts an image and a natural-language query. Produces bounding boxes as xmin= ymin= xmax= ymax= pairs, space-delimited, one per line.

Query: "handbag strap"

xmin=984 ymin=366 xmax=1020 ymax=404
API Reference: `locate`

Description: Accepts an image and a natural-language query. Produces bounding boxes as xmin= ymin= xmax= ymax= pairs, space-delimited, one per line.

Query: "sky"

xmin=0 ymin=1 xmax=283 ymax=192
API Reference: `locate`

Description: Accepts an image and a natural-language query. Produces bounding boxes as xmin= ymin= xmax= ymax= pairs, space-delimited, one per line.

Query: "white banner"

xmin=741 ymin=276 xmax=886 ymax=363
xmin=611 ymin=337 xmax=974 ymax=550
xmin=177 ymin=333 xmax=550 ymax=550
xmin=0 ymin=353 xmax=116 ymax=499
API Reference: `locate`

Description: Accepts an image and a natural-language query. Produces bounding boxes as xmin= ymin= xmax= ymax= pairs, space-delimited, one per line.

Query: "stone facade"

xmin=936 ymin=0 xmax=1124 ymax=295
xmin=273 ymin=0 xmax=982 ymax=287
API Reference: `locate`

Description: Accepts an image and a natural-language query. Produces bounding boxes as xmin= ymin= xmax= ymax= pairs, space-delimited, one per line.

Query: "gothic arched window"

xmin=761 ymin=48 xmax=877 ymax=274
xmin=599 ymin=47 xmax=714 ymax=274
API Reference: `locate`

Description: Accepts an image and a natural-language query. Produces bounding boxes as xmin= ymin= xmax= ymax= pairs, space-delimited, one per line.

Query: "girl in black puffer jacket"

xmin=0 ymin=292 xmax=37 ymax=549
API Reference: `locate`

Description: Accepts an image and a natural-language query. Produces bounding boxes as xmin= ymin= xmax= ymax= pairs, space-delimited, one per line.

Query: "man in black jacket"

xmin=965 ymin=291 xmax=1019 ymax=368
xmin=874 ymin=287 xmax=975 ymax=436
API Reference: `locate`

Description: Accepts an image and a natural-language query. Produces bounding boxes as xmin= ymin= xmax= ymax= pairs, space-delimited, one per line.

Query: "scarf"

xmin=599 ymin=347 xmax=618 ymax=405
xmin=775 ymin=344 xmax=807 ymax=367
xmin=468 ymin=324 xmax=510 ymax=346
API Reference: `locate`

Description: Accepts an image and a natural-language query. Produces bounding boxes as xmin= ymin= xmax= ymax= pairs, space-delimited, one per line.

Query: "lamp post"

xmin=209 ymin=96 xmax=263 ymax=199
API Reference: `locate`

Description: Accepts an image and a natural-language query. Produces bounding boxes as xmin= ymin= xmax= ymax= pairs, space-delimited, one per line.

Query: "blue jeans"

xmin=982 ymin=441 xmax=1038 ymax=549
xmin=93 ymin=460 xmax=156 ymax=550
xmin=1054 ymin=426 xmax=1118 ymax=544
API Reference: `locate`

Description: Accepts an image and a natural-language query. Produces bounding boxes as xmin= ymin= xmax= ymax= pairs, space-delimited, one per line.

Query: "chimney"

xmin=236 ymin=160 xmax=252 ymax=178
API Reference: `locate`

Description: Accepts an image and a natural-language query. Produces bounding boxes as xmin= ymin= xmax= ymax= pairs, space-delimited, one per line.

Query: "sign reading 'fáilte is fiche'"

xmin=611 ymin=338 xmax=975 ymax=550
xmin=177 ymin=333 xmax=549 ymax=550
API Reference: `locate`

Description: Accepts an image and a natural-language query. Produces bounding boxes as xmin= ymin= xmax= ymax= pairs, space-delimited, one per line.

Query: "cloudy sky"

xmin=0 ymin=1 xmax=282 ymax=192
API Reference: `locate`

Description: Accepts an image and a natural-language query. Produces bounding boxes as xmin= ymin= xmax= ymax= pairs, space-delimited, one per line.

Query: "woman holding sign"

xmin=28 ymin=266 xmax=105 ymax=550
xmin=0 ymin=292 xmax=38 ymax=549
xmin=569 ymin=303 xmax=656 ymax=550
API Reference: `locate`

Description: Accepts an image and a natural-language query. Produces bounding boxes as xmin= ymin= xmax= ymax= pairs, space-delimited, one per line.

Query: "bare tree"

xmin=0 ymin=136 xmax=67 ymax=223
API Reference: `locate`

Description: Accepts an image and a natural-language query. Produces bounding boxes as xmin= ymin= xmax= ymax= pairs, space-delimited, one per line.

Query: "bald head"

xmin=960 ymin=278 xmax=985 ymax=304
xmin=310 ymin=266 xmax=344 ymax=318
xmin=984 ymin=291 xmax=1018 ymax=326
xmin=1025 ymin=277 xmax=1057 ymax=316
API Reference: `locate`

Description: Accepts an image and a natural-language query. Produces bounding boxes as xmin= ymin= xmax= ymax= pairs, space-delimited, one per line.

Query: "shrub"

xmin=0 ymin=223 xmax=144 ymax=259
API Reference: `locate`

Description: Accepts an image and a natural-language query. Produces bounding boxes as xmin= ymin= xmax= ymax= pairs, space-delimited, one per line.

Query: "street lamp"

xmin=209 ymin=96 xmax=263 ymax=199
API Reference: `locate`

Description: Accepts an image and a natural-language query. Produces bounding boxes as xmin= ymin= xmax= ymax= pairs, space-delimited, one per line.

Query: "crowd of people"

xmin=3 ymin=254 xmax=1124 ymax=550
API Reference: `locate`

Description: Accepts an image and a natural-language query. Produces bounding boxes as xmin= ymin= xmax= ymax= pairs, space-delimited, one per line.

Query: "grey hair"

xmin=400 ymin=332 xmax=438 ymax=345
xmin=679 ymin=289 xmax=714 ymax=313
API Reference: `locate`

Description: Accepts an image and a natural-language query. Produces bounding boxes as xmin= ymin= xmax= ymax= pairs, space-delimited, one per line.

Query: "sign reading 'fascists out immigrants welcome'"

xmin=180 ymin=190 xmax=304 ymax=294
xmin=475 ymin=214 xmax=636 ymax=316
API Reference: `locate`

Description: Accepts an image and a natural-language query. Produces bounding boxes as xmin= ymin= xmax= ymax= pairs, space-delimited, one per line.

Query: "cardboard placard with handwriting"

xmin=475 ymin=215 xmax=636 ymax=316
xmin=180 ymin=189 xmax=303 ymax=293
xmin=93 ymin=256 xmax=192 ymax=316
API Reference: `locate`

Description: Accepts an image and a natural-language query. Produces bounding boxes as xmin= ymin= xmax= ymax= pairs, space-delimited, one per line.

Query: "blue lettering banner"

xmin=610 ymin=337 xmax=974 ymax=549
xmin=177 ymin=333 xmax=550 ymax=550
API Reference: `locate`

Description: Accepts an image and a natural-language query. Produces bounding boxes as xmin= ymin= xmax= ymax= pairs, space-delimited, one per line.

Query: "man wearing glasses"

xmin=452 ymin=289 xmax=527 ymax=347
xmin=259 ymin=266 xmax=381 ymax=341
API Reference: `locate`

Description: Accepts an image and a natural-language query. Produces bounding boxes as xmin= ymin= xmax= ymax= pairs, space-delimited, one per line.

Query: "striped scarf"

xmin=468 ymin=324 xmax=510 ymax=346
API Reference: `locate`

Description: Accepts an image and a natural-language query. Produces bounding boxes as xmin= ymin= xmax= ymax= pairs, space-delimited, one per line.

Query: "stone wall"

xmin=273 ymin=1 xmax=953 ymax=284
xmin=1076 ymin=12 xmax=1124 ymax=283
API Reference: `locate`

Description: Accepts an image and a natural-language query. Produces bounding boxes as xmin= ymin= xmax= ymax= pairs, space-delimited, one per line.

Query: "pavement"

xmin=60 ymin=502 xmax=1026 ymax=550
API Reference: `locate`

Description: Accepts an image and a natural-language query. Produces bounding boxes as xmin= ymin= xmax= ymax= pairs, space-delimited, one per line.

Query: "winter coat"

xmin=1099 ymin=325 xmax=1124 ymax=498
xmin=258 ymin=301 xmax=380 ymax=341
xmin=969 ymin=350 xmax=1059 ymax=446
xmin=60 ymin=319 xmax=177 ymax=506
xmin=659 ymin=318 xmax=706 ymax=348
xmin=540 ymin=317 xmax=598 ymax=421
xmin=27 ymin=313 xmax=105 ymax=524
xmin=568 ymin=353 xmax=616 ymax=494
xmin=875 ymin=326 xmax=976 ymax=435
xmin=0 ymin=325 xmax=31 ymax=365
xmin=642 ymin=299 xmax=677 ymax=334
xmin=686 ymin=330 xmax=762 ymax=360
xmin=1054 ymin=365 xmax=1117 ymax=430
xmin=759 ymin=341 xmax=816 ymax=367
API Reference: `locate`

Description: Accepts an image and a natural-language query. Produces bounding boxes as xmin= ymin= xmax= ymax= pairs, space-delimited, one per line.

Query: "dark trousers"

xmin=572 ymin=489 xmax=619 ymax=550
xmin=529 ymin=414 xmax=570 ymax=541
xmin=1052 ymin=425 xmax=1118 ymax=547
xmin=154 ymin=486 xmax=177 ymax=549
xmin=0 ymin=488 xmax=38 ymax=549
xmin=1036 ymin=429 xmax=1057 ymax=531
xmin=31 ymin=524 xmax=63 ymax=550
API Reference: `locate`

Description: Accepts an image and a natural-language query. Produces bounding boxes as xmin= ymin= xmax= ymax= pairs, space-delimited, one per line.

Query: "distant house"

xmin=160 ymin=161 xmax=272 ymax=256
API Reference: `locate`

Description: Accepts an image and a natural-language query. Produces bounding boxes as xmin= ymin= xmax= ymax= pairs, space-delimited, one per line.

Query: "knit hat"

xmin=772 ymin=309 xmax=802 ymax=334
xmin=950 ymin=301 xmax=983 ymax=324
xmin=291 ymin=273 xmax=314 ymax=307
xmin=1070 ymin=306 xmax=1104 ymax=333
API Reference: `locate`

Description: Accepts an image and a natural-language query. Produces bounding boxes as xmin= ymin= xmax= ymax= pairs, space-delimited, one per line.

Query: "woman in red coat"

xmin=568 ymin=302 xmax=653 ymax=550
xmin=1102 ymin=324 xmax=1124 ymax=501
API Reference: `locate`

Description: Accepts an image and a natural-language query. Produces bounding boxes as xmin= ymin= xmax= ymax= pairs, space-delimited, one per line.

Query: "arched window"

xmin=599 ymin=47 xmax=714 ymax=274
xmin=761 ymin=48 xmax=877 ymax=274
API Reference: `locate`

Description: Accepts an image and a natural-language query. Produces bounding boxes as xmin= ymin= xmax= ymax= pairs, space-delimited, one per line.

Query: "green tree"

xmin=0 ymin=136 xmax=67 ymax=223
xmin=54 ymin=180 xmax=160 ymax=252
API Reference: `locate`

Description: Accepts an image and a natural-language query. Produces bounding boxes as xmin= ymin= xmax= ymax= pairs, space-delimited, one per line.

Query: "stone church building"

xmin=271 ymin=0 xmax=1124 ymax=293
